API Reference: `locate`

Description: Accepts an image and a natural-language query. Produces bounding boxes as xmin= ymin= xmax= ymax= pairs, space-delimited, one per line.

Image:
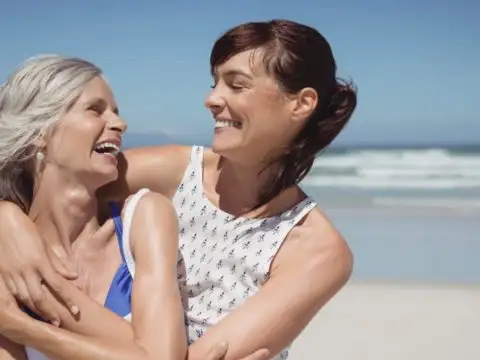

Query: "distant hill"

xmin=123 ymin=132 xmax=176 ymax=148
xmin=123 ymin=132 xmax=211 ymax=148
xmin=123 ymin=132 xmax=479 ymax=152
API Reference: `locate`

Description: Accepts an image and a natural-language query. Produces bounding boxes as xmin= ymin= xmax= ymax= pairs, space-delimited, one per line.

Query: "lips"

xmin=214 ymin=120 xmax=242 ymax=129
xmin=93 ymin=140 xmax=121 ymax=156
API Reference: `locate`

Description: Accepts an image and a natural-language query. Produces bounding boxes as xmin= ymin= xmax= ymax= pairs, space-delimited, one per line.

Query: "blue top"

xmin=104 ymin=201 xmax=133 ymax=318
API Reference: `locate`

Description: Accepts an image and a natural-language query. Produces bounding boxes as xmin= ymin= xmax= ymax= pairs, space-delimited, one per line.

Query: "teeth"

xmin=94 ymin=142 xmax=120 ymax=155
xmin=215 ymin=120 xmax=241 ymax=128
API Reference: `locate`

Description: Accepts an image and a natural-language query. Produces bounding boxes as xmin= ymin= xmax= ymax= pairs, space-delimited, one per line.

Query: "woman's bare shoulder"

xmin=273 ymin=206 xmax=353 ymax=284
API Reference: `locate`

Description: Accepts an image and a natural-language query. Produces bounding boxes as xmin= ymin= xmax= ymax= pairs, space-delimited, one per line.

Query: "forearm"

xmin=43 ymin=279 xmax=186 ymax=360
xmin=2 ymin=312 xmax=154 ymax=360
xmin=188 ymin=262 xmax=349 ymax=359
xmin=130 ymin=275 xmax=187 ymax=360
xmin=48 ymin=281 xmax=135 ymax=342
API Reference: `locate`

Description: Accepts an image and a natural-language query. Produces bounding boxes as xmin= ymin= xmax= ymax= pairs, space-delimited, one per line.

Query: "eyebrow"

xmin=216 ymin=69 xmax=253 ymax=80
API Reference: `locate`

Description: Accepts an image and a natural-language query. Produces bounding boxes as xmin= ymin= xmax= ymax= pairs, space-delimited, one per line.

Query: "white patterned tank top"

xmin=172 ymin=146 xmax=317 ymax=359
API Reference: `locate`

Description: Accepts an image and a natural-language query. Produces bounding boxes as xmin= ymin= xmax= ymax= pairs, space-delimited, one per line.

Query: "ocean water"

xmin=300 ymin=147 xmax=480 ymax=284
xmin=302 ymin=147 xmax=480 ymax=210
xmin=124 ymin=137 xmax=480 ymax=284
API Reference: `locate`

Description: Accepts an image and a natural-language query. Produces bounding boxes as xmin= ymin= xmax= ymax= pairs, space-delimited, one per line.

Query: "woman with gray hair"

xmin=0 ymin=55 xmax=266 ymax=360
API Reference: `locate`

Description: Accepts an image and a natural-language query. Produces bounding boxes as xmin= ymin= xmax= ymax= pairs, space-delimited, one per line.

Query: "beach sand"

xmin=289 ymin=282 xmax=480 ymax=359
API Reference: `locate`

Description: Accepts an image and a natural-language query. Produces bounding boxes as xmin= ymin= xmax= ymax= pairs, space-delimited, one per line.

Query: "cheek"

xmin=235 ymin=89 xmax=275 ymax=121
xmin=47 ymin=117 xmax=102 ymax=155
xmin=247 ymin=94 xmax=290 ymax=131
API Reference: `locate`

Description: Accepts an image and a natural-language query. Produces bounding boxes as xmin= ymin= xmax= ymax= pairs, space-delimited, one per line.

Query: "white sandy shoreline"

xmin=289 ymin=282 xmax=480 ymax=360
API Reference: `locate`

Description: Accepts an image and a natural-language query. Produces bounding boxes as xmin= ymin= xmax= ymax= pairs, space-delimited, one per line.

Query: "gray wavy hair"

xmin=0 ymin=54 xmax=103 ymax=212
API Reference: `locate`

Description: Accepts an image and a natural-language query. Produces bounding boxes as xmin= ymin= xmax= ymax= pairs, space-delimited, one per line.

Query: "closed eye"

xmin=230 ymin=84 xmax=244 ymax=90
xmin=87 ymin=104 xmax=103 ymax=114
xmin=86 ymin=98 xmax=107 ymax=115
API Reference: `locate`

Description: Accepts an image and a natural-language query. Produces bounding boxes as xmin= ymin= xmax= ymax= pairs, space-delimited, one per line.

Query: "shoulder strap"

xmin=108 ymin=202 xmax=125 ymax=261
xmin=190 ymin=145 xmax=204 ymax=165
xmin=121 ymin=188 xmax=151 ymax=277
xmin=189 ymin=145 xmax=204 ymax=185
xmin=174 ymin=145 xmax=204 ymax=195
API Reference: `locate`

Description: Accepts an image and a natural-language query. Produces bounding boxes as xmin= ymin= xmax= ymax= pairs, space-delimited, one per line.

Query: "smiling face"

xmin=205 ymin=49 xmax=302 ymax=163
xmin=40 ymin=76 xmax=126 ymax=190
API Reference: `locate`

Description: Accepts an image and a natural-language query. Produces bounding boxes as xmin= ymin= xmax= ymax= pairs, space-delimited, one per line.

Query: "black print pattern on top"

xmin=172 ymin=146 xmax=316 ymax=360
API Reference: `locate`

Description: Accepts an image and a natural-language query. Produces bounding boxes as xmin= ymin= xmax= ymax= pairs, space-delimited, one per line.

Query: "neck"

xmin=29 ymin=168 xmax=99 ymax=265
xmin=215 ymin=156 xmax=277 ymax=215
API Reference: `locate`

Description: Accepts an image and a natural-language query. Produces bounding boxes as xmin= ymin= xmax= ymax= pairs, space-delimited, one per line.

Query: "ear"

xmin=291 ymin=87 xmax=318 ymax=123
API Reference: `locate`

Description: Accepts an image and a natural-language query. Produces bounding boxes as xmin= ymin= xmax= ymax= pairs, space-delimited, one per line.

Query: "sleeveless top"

xmin=24 ymin=189 xmax=150 ymax=360
xmin=173 ymin=146 xmax=316 ymax=360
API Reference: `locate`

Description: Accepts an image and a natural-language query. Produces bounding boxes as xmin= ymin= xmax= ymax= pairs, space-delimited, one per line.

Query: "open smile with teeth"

xmin=215 ymin=120 xmax=242 ymax=129
xmin=94 ymin=142 xmax=120 ymax=157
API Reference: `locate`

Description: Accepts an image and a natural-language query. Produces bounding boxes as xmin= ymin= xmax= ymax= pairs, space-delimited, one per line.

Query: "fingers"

xmin=9 ymin=265 xmax=78 ymax=325
xmin=24 ymin=272 xmax=60 ymax=326
xmin=11 ymin=273 xmax=58 ymax=324
xmin=240 ymin=349 xmax=271 ymax=360
xmin=47 ymin=247 xmax=78 ymax=280
xmin=40 ymin=265 xmax=79 ymax=317
xmin=204 ymin=342 xmax=228 ymax=360
xmin=202 ymin=343 xmax=270 ymax=360
xmin=3 ymin=275 xmax=18 ymax=298
xmin=11 ymin=275 xmax=35 ymax=311
xmin=43 ymin=247 xmax=80 ymax=315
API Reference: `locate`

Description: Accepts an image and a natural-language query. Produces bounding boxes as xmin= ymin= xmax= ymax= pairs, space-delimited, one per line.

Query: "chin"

xmin=211 ymin=135 xmax=242 ymax=155
xmin=211 ymin=142 xmax=233 ymax=157
xmin=89 ymin=168 xmax=119 ymax=190
xmin=211 ymin=142 xmax=251 ymax=164
xmin=102 ymin=169 xmax=119 ymax=184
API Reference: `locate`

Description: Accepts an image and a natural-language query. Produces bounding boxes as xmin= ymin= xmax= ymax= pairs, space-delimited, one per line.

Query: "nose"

xmin=108 ymin=113 xmax=127 ymax=134
xmin=204 ymin=86 xmax=226 ymax=116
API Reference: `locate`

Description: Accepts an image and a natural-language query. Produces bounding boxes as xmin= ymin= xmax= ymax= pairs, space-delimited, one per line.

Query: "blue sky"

xmin=0 ymin=0 xmax=477 ymax=145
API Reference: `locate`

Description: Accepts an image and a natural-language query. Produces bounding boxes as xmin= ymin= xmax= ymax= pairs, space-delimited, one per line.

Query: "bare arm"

xmin=98 ymin=145 xmax=191 ymax=201
xmin=0 ymin=192 xmax=185 ymax=360
xmin=128 ymin=192 xmax=186 ymax=359
xmin=0 ymin=278 xmax=26 ymax=360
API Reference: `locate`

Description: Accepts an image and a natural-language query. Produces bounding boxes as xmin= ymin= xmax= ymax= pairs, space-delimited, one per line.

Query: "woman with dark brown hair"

xmin=0 ymin=19 xmax=356 ymax=359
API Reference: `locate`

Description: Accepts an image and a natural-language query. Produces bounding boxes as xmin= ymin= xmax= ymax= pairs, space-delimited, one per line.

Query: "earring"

xmin=36 ymin=151 xmax=44 ymax=163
